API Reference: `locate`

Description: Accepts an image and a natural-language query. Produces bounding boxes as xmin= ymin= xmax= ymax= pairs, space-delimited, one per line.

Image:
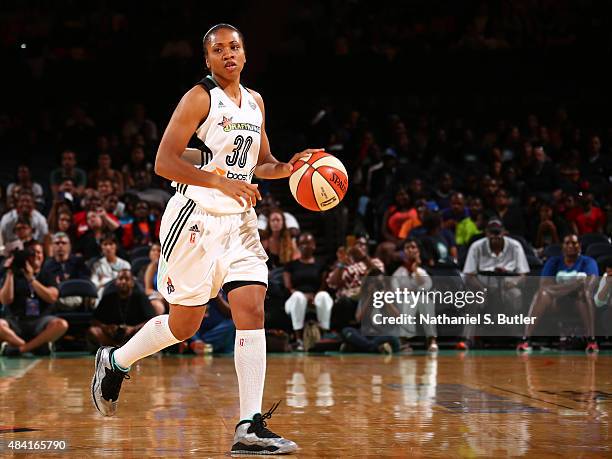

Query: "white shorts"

xmin=157 ymin=194 xmax=268 ymax=306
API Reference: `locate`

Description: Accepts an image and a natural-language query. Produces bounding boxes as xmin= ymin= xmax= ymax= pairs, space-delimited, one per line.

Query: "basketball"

xmin=289 ymin=151 xmax=348 ymax=211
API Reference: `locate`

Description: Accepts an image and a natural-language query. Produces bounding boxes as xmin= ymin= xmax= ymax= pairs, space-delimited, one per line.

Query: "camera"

xmin=10 ymin=247 xmax=34 ymax=275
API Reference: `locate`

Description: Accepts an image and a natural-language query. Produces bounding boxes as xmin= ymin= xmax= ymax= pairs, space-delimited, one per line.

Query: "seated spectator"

xmin=455 ymin=196 xmax=484 ymax=246
xmin=73 ymin=191 xmax=120 ymax=238
xmin=518 ymin=234 xmax=599 ymax=353
xmin=43 ymin=232 xmax=90 ymax=284
xmin=121 ymin=200 xmax=160 ymax=249
xmin=392 ymin=238 xmax=437 ymax=352
xmin=261 ymin=209 xmax=300 ymax=268
xmin=182 ymin=294 xmax=235 ymax=354
xmin=121 ymin=145 xmax=153 ymax=189
xmin=410 ymin=211 xmax=458 ymax=266
xmin=257 ymin=194 xmax=300 ymax=238
xmin=0 ymin=241 xmax=67 ymax=356
xmin=594 ymin=259 xmax=612 ymax=308
xmin=104 ymin=193 xmax=126 ymax=219
xmin=530 ymin=200 xmax=570 ymax=250
xmin=524 ymin=145 xmax=559 ymax=198
xmin=49 ymin=150 xmax=87 ymax=197
xmin=88 ymin=153 xmax=124 ymax=195
xmin=484 ymin=188 xmax=526 ymax=237
xmin=77 ymin=211 xmax=114 ymax=260
xmin=441 ymin=192 xmax=468 ymax=234
xmin=341 ymin=269 xmax=399 ymax=354
xmin=125 ymin=169 xmax=170 ymax=209
xmin=283 ymin=233 xmax=332 ymax=350
xmin=327 ymin=236 xmax=385 ymax=330
xmin=0 ymin=191 xmax=48 ymax=245
xmin=433 ymin=172 xmax=454 ymax=210
xmin=458 ymin=219 xmax=530 ymax=350
xmin=86 ymin=269 xmax=157 ymax=348
xmin=7 ymin=165 xmax=45 ymax=209
xmin=3 ymin=218 xmax=35 ymax=257
xmin=45 ymin=206 xmax=75 ymax=257
xmin=566 ymin=191 xmax=605 ymax=235
xmin=91 ymin=234 xmax=131 ymax=303
xmin=398 ymin=199 xmax=427 ymax=239
xmin=143 ymin=243 xmax=166 ymax=315
xmin=381 ymin=187 xmax=416 ymax=244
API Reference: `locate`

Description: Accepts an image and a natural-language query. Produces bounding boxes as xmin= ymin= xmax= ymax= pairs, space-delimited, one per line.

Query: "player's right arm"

xmin=154 ymin=86 xmax=261 ymax=207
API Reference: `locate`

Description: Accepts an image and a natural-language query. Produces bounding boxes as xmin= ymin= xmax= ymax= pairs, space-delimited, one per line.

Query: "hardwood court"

xmin=0 ymin=352 xmax=610 ymax=458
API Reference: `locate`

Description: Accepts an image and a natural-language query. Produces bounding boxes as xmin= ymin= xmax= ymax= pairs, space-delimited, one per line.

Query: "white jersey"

xmin=173 ymin=75 xmax=262 ymax=214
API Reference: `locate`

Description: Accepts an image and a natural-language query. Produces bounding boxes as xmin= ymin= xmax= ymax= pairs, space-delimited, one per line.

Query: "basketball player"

xmin=92 ymin=24 xmax=321 ymax=454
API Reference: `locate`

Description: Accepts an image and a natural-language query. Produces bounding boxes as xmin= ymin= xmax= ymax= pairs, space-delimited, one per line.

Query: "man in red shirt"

xmin=73 ymin=190 xmax=119 ymax=238
xmin=566 ymin=191 xmax=605 ymax=235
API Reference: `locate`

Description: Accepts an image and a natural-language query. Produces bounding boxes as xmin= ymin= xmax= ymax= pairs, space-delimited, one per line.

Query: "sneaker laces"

xmin=101 ymin=367 xmax=130 ymax=402
xmin=247 ymin=401 xmax=282 ymax=438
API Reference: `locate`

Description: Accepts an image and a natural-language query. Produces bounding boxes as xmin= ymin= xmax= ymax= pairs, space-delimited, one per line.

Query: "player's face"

xmin=206 ymin=29 xmax=245 ymax=79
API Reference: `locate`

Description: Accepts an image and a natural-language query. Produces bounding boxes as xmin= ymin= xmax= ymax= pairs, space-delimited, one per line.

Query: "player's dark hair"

xmin=203 ymin=23 xmax=244 ymax=58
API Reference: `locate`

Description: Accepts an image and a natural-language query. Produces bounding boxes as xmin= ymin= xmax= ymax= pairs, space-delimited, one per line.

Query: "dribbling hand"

xmin=219 ymin=177 xmax=262 ymax=207
xmin=273 ymin=148 xmax=324 ymax=178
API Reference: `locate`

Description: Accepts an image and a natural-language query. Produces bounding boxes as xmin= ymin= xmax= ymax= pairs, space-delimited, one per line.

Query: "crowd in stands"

xmin=1 ymin=1 xmax=612 ymax=356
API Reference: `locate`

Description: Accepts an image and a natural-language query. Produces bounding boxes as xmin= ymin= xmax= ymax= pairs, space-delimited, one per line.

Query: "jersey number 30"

xmin=226 ymin=135 xmax=253 ymax=167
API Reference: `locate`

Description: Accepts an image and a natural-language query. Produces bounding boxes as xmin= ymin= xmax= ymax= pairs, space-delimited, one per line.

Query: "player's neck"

xmin=211 ymin=74 xmax=241 ymax=98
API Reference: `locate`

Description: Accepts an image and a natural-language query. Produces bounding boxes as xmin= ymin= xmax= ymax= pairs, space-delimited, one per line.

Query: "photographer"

xmin=0 ymin=241 xmax=67 ymax=356
xmin=86 ymin=269 xmax=157 ymax=348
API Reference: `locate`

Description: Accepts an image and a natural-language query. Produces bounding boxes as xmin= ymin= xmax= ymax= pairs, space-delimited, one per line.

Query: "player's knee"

xmin=170 ymin=322 xmax=200 ymax=341
xmin=239 ymin=303 xmax=264 ymax=322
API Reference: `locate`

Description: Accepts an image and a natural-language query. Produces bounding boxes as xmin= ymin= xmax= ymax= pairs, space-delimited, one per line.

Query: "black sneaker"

xmin=91 ymin=347 xmax=130 ymax=416
xmin=0 ymin=342 xmax=21 ymax=357
xmin=231 ymin=401 xmax=298 ymax=455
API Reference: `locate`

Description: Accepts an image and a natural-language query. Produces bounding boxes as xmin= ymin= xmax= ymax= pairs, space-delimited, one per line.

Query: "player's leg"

xmin=229 ymin=283 xmax=298 ymax=455
xmin=92 ymin=304 xmax=205 ymax=416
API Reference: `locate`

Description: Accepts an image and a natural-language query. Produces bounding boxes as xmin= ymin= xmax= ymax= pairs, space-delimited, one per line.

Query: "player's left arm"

xmin=250 ymin=90 xmax=322 ymax=179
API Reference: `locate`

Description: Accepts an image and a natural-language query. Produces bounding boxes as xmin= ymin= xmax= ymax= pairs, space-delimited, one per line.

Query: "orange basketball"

xmin=289 ymin=151 xmax=348 ymax=211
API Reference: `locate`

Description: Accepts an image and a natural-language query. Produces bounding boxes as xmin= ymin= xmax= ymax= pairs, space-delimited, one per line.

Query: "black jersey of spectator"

xmin=2 ymin=270 xmax=58 ymax=319
xmin=42 ymin=255 xmax=91 ymax=284
xmin=76 ymin=230 xmax=106 ymax=260
xmin=94 ymin=284 xmax=156 ymax=326
xmin=284 ymin=259 xmax=326 ymax=293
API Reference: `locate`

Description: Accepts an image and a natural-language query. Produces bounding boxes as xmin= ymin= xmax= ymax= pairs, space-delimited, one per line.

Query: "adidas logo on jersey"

xmin=189 ymin=224 xmax=200 ymax=233
xmin=218 ymin=100 xmax=225 ymax=108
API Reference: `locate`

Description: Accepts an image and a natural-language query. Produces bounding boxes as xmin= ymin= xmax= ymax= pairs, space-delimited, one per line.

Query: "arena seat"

xmin=129 ymin=245 xmax=151 ymax=261
xmin=581 ymin=233 xmax=610 ymax=252
xmin=585 ymin=242 xmax=612 ymax=260
xmin=543 ymin=244 xmax=562 ymax=259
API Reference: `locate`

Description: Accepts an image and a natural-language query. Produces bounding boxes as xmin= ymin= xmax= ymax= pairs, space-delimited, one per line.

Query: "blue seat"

xmin=58 ymin=279 xmax=98 ymax=298
xmin=586 ymin=242 xmax=612 ymax=260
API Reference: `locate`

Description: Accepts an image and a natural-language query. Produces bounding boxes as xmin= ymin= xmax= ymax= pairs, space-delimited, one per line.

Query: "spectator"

xmin=531 ymin=200 xmax=570 ymax=250
xmin=398 ymin=199 xmax=428 ymax=239
xmin=327 ymin=236 xmax=385 ymax=330
xmin=143 ymin=242 xmax=166 ymax=315
xmin=455 ymin=196 xmax=484 ymax=246
xmin=458 ymin=219 xmax=529 ymax=350
xmin=566 ymin=191 xmax=605 ymax=235
xmin=122 ymin=145 xmax=153 ymax=189
xmin=0 ymin=241 xmax=67 ymax=356
xmin=182 ymin=294 xmax=235 ymax=354
xmin=49 ymin=150 xmax=87 ymax=197
xmin=433 ymin=172 xmax=454 ymax=210
xmin=125 ymin=169 xmax=171 ymax=209
xmin=3 ymin=218 xmax=35 ymax=257
xmin=441 ymin=192 xmax=468 ymax=234
xmin=122 ymin=103 xmax=158 ymax=146
xmin=581 ymin=135 xmax=611 ymax=182
xmin=77 ymin=211 xmax=114 ymax=260
xmin=104 ymin=193 xmax=126 ymax=220
xmin=392 ymin=238 xmax=437 ymax=352
xmin=88 ymin=153 xmax=124 ymax=194
xmin=410 ymin=211 xmax=458 ymax=266
xmin=121 ymin=200 xmax=160 ymax=249
xmin=0 ymin=191 xmax=48 ymax=245
xmin=90 ymin=234 xmax=131 ymax=302
xmin=340 ymin=269 xmax=399 ymax=354
xmin=43 ymin=232 xmax=90 ymax=284
xmin=518 ymin=234 xmax=598 ymax=353
xmin=594 ymin=259 xmax=612 ymax=308
xmin=73 ymin=191 xmax=119 ymax=238
xmin=484 ymin=188 xmax=526 ymax=237
xmin=261 ymin=209 xmax=300 ymax=268
xmin=7 ymin=165 xmax=45 ymax=209
xmin=524 ymin=145 xmax=559 ymax=197
xmin=381 ymin=188 xmax=415 ymax=244
xmin=257 ymin=194 xmax=300 ymax=238
xmin=283 ymin=233 xmax=333 ymax=350
xmin=86 ymin=269 xmax=157 ymax=348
